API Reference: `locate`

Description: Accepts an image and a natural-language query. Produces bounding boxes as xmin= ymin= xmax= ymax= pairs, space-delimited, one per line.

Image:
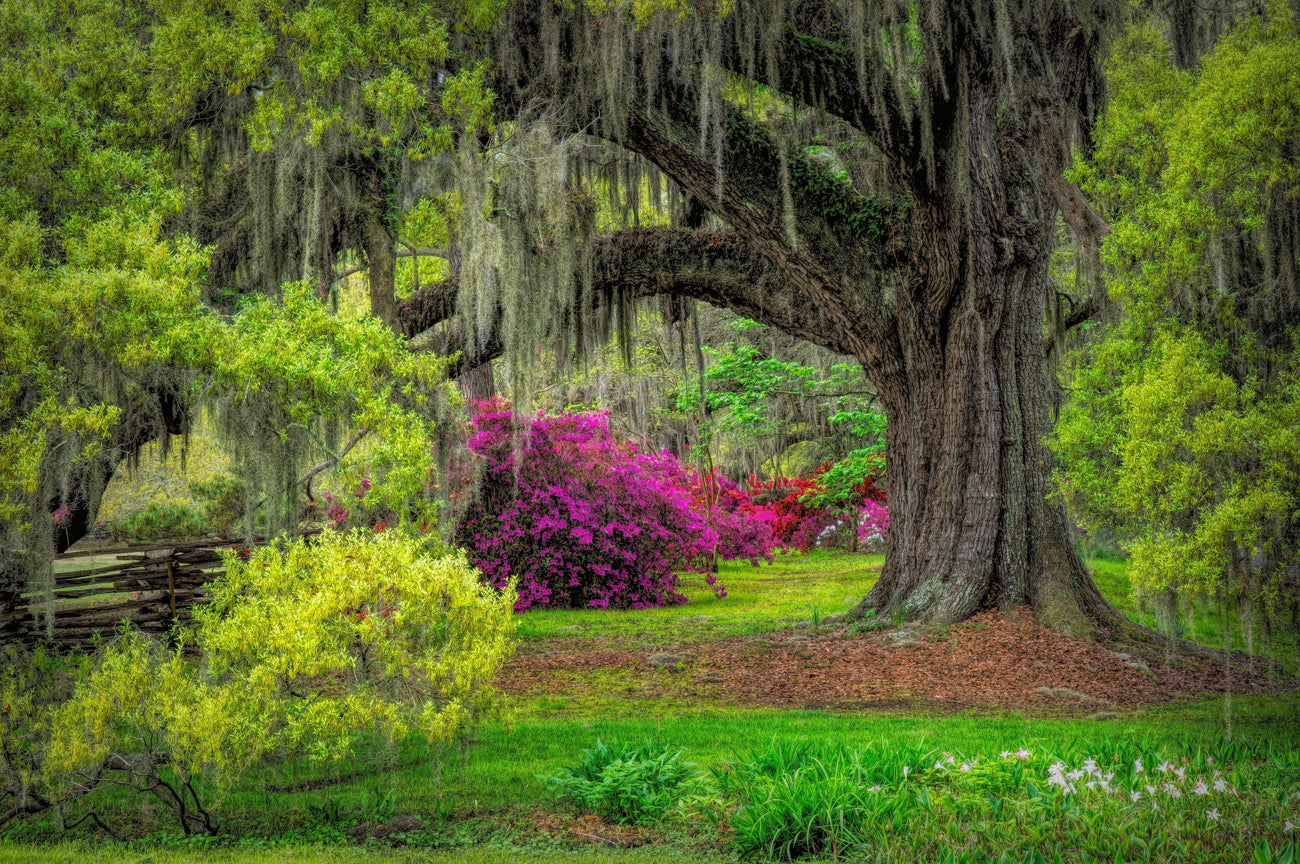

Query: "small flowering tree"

xmin=462 ymin=404 xmax=723 ymax=610
xmin=799 ymin=450 xmax=886 ymax=553
xmin=2 ymin=529 xmax=515 ymax=836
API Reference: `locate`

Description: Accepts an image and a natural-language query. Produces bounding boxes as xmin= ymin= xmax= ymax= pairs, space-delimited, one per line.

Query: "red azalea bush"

xmin=746 ymin=474 xmax=830 ymax=551
xmin=746 ymin=458 xmax=888 ymax=552
xmin=461 ymin=403 xmax=723 ymax=611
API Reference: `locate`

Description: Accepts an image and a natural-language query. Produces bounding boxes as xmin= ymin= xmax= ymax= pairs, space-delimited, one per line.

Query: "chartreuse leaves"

xmin=1053 ymin=10 xmax=1300 ymax=607
xmin=30 ymin=530 xmax=516 ymax=831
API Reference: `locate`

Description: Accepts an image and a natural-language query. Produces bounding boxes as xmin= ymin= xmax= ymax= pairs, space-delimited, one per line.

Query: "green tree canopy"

xmin=1054 ymin=12 xmax=1300 ymax=617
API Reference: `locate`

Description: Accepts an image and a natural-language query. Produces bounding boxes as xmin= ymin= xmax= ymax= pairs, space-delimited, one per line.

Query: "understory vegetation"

xmin=3 ymin=551 xmax=1299 ymax=863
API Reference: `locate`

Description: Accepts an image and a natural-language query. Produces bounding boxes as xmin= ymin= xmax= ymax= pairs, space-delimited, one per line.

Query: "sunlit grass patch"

xmin=512 ymin=551 xmax=883 ymax=644
xmin=0 ymin=842 xmax=729 ymax=864
xmin=1086 ymin=555 xmax=1299 ymax=668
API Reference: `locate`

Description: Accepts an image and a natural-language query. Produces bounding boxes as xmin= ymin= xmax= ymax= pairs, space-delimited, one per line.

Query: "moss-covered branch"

xmin=398 ymin=227 xmax=862 ymax=374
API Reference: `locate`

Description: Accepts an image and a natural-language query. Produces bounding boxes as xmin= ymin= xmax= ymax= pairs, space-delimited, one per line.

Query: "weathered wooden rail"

xmin=0 ymin=538 xmax=248 ymax=649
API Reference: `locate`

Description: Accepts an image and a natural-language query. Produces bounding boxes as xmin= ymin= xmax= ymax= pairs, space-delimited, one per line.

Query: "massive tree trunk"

xmin=864 ymin=207 xmax=1109 ymax=634
xmin=825 ymin=63 xmax=1091 ymax=632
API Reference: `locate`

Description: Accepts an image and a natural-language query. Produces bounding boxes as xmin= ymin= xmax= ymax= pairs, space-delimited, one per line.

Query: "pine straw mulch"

xmin=499 ymin=608 xmax=1291 ymax=712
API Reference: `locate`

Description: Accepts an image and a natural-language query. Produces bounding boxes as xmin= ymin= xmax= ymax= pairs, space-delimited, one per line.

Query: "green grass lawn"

xmin=4 ymin=549 xmax=1298 ymax=863
xmin=1088 ymin=553 xmax=1299 ymax=662
xmin=0 ymin=843 xmax=729 ymax=864
xmin=512 ymin=550 xmax=885 ymax=645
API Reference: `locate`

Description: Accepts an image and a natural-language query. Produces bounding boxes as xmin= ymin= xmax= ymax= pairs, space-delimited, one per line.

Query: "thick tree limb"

xmin=717 ymin=4 xmax=923 ymax=169
xmin=0 ymin=789 xmax=52 ymax=830
xmin=613 ymin=108 xmax=890 ymax=359
xmin=1062 ymin=297 xmax=1096 ymax=333
xmin=483 ymin=3 xmax=899 ymax=348
xmin=1046 ymin=172 xmax=1109 ymax=251
xmin=397 ymin=227 xmax=862 ymax=374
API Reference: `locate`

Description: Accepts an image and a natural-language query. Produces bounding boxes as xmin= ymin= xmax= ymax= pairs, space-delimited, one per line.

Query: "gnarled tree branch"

xmin=397 ymin=227 xmax=862 ymax=374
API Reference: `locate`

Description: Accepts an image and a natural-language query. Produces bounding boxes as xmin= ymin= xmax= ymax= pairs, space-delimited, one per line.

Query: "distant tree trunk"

xmin=458 ymin=361 xmax=497 ymax=403
xmin=0 ymin=550 xmax=21 ymax=627
xmin=366 ymin=220 xmax=398 ymax=331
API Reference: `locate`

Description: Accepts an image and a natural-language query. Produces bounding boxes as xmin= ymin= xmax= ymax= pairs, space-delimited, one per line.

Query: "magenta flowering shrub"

xmin=461 ymin=404 xmax=724 ymax=611
xmin=689 ymin=472 xmax=779 ymax=566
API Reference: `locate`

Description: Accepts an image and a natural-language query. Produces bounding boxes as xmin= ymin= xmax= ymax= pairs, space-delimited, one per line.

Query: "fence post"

xmin=167 ymin=561 xmax=177 ymax=618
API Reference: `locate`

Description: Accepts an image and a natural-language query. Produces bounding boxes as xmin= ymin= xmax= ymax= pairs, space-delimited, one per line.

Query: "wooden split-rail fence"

xmin=0 ymin=537 xmax=252 ymax=649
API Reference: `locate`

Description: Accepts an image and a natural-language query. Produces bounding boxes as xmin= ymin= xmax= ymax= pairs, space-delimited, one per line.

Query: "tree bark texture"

xmin=867 ymin=196 xmax=1108 ymax=634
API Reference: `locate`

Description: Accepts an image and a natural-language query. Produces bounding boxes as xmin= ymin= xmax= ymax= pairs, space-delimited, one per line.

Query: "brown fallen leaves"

xmin=499 ymin=608 xmax=1287 ymax=711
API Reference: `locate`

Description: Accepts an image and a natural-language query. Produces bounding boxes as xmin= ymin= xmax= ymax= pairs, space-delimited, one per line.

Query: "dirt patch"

xmin=520 ymin=810 xmax=663 ymax=847
xmin=499 ymin=608 xmax=1286 ymax=711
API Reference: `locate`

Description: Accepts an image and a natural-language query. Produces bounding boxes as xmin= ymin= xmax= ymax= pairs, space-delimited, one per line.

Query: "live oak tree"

xmin=393 ymin=0 xmax=1128 ymax=637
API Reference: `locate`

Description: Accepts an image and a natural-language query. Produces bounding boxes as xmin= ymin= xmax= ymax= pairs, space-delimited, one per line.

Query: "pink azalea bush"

xmin=457 ymin=403 xmax=888 ymax=612
xmin=462 ymin=403 xmax=728 ymax=611
xmin=687 ymin=471 xmax=780 ymax=566
xmin=856 ymin=498 xmax=890 ymax=550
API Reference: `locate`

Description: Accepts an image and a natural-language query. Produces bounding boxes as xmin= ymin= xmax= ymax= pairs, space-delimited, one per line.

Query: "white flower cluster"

xmin=1045 ymin=755 xmax=1251 ymax=825
xmin=1047 ymin=756 xmax=1116 ymax=794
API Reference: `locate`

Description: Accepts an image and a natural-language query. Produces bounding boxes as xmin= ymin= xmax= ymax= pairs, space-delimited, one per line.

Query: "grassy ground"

xmin=0 ymin=844 xmax=726 ymax=864
xmin=4 ymin=550 xmax=1298 ymax=862
xmin=1088 ymin=553 xmax=1299 ymax=662
xmin=514 ymin=550 xmax=884 ymax=646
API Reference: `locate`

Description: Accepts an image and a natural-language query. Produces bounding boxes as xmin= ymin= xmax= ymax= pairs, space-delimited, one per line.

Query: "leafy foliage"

xmin=541 ymin=739 xmax=716 ymax=825
xmin=187 ymin=473 xmax=246 ymax=536
xmin=722 ymin=739 xmax=1299 ymax=863
xmin=3 ymin=530 xmax=516 ymax=835
xmin=190 ymin=284 xmax=452 ymax=539
xmin=1054 ymin=13 xmax=1300 ymax=612
xmin=686 ymin=341 xmax=883 ymax=479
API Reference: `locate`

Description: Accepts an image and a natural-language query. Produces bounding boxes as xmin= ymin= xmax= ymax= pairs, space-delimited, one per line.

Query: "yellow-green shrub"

xmin=14 ymin=530 xmax=515 ymax=835
xmin=197 ymin=529 xmax=517 ymax=752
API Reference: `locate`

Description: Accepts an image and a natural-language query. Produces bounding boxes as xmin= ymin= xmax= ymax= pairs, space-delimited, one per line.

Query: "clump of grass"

xmin=108 ymin=501 xmax=209 ymax=542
